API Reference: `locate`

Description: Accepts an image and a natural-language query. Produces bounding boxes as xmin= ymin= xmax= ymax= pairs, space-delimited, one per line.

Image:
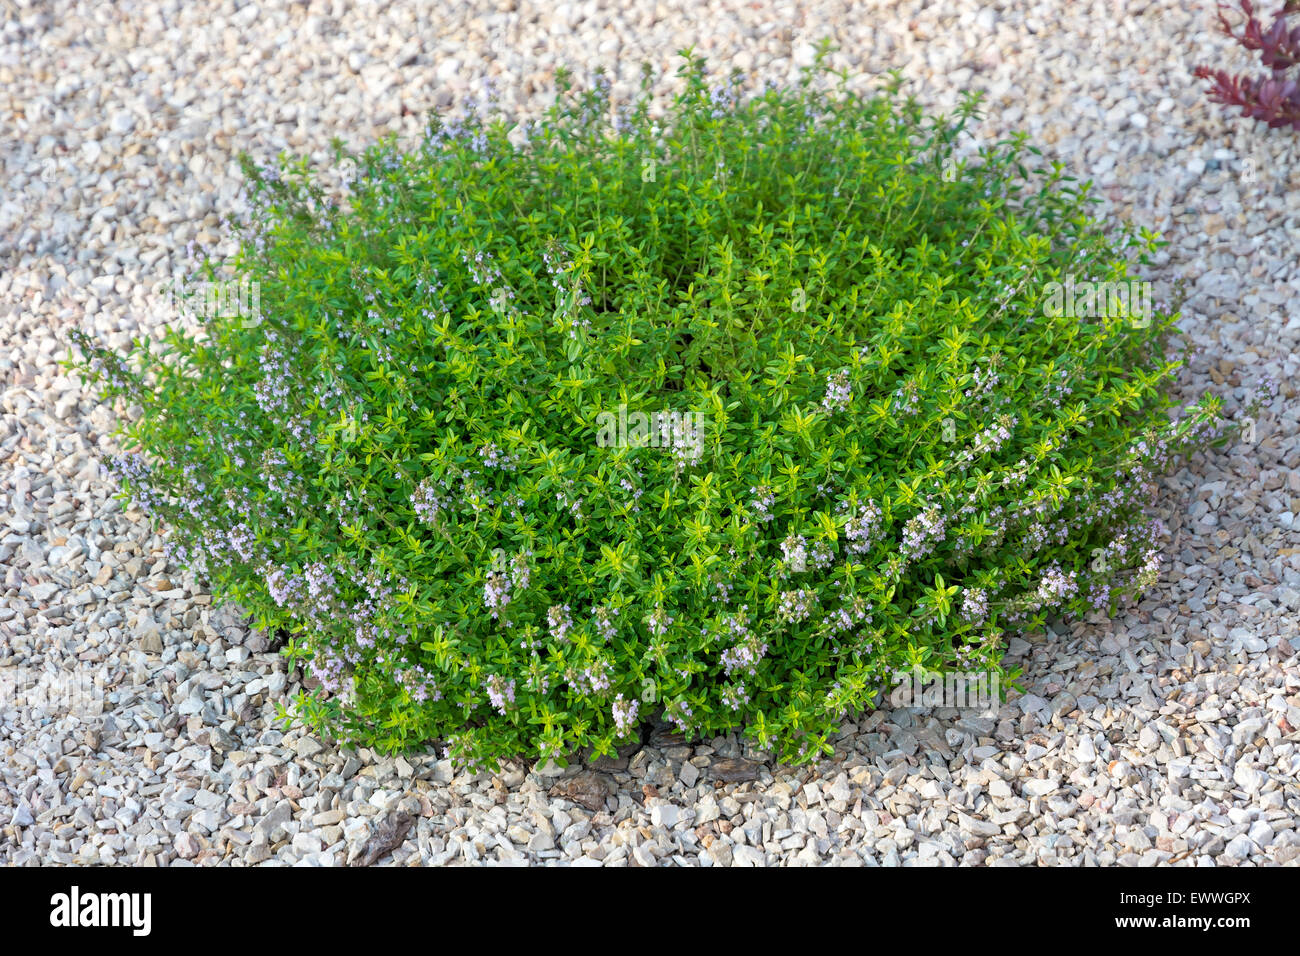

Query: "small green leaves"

xmin=67 ymin=55 xmax=1220 ymax=770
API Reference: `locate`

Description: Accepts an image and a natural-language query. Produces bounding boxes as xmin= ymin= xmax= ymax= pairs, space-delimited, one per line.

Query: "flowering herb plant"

xmin=71 ymin=54 xmax=1223 ymax=767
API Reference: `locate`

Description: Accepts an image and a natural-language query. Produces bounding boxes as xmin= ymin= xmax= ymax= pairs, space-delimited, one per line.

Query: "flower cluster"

xmin=479 ymin=442 xmax=519 ymax=471
xmin=843 ymin=499 xmax=883 ymax=556
xmin=644 ymin=606 xmax=674 ymax=637
xmin=952 ymin=414 xmax=1018 ymax=469
xmin=1035 ymin=563 xmax=1079 ymax=608
xmin=720 ymin=682 xmax=750 ymax=711
xmin=485 ymin=674 xmax=516 ymax=715
xmin=821 ymin=369 xmax=852 ymax=413
xmin=780 ymin=533 xmax=808 ymax=572
xmin=611 ymin=694 xmax=639 ymax=737
xmin=901 ymin=503 xmax=948 ymax=563
xmin=891 ymin=380 xmax=921 ymax=416
xmin=566 ymin=658 xmax=612 ymax=697
xmin=483 ymin=551 xmax=531 ymax=621
xmin=592 ymin=604 xmax=619 ymax=642
xmin=411 ymin=477 xmax=448 ymax=524
xmin=547 ymin=604 xmax=574 ymax=643
xmin=960 ymin=587 xmax=989 ymax=624
xmin=776 ymin=588 xmax=817 ymax=624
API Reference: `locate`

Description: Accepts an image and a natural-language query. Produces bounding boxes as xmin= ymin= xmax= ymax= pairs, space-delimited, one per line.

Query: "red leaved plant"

xmin=1194 ymin=0 xmax=1300 ymax=129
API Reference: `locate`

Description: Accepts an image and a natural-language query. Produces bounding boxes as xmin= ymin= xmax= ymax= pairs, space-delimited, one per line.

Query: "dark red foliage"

xmin=1195 ymin=0 xmax=1300 ymax=130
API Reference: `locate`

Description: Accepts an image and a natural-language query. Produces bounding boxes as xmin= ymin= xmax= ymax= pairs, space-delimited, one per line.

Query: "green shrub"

xmin=71 ymin=55 xmax=1223 ymax=767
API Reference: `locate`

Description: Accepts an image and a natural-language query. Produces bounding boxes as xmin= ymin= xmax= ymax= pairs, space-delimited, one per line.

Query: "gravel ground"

xmin=3 ymin=0 xmax=1299 ymax=866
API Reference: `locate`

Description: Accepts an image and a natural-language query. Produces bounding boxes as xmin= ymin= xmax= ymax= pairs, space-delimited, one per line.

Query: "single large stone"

xmin=548 ymin=771 xmax=612 ymax=811
xmin=349 ymin=811 xmax=413 ymax=867
xmin=711 ymin=757 xmax=762 ymax=783
xmin=140 ymin=627 xmax=164 ymax=654
xmin=210 ymin=726 xmax=239 ymax=752
xmin=255 ymin=802 xmax=293 ymax=839
xmin=173 ymin=832 xmax=199 ymax=859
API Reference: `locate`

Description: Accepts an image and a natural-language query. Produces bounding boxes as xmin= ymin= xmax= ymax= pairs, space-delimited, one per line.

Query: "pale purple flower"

xmin=901 ymin=503 xmax=947 ymax=561
xmin=780 ymin=533 xmax=808 ymax=572
xmin=644 ymin=606 xmax=673 ymax=637
xmin=960 ymin=587 xmax=988 ymax=624
xmin=892 ymin=380 xmax=921 ymax=416
xmin=485 ymin=674 xmax=516 ymax=715
xmin=1036 ymin=564 xmax=1078 ymax=607
xmin=567 ymin=658 xmax=612 ymax=697
xmin=776 ymin=588 xmax=816 ymax=624
xmin=548 ymin=604 xmax=574 ymax=643
xmin=844 ymin=499 xmax=882 ymax=555
xmin=411 ymin=478 xmax=447 ymax=524
xmin=749 ymin=485 xmax=776 ymax=523
xmin=720 ymin=682 xmax=750 ymax=711
xmin=592 ymin=604 xmax=618 ymax=642
xmin=478 ymin=442 xmax=519 ymax=471
xmin=484 ymin=571 xmax=511 ymax=618
xmin=821 ymin=369 xmax=851 ymax=413
xmin=612 ymin=694 xmax=639 ymax=736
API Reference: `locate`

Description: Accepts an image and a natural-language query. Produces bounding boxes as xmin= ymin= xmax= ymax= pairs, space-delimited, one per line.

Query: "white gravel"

xmin=2 ymin=0 xmax=1299 ymax=866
